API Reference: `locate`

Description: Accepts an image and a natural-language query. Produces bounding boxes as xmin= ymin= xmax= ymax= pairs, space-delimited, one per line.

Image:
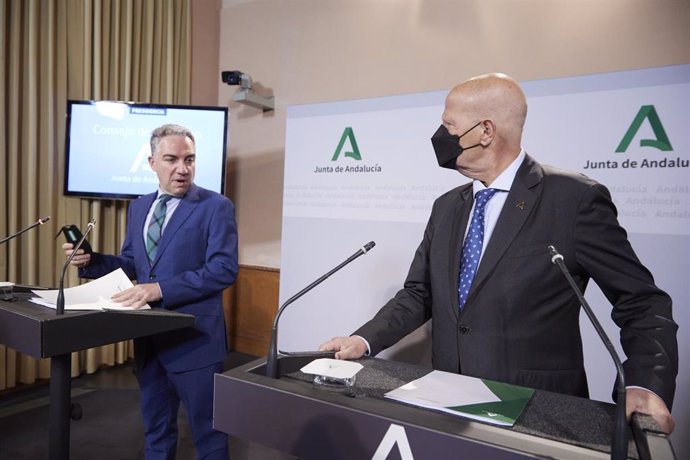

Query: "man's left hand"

xmin=626 ymin=387 xmax=675 ymax=434
xmin=111 ymin=283 xmax=162 ymax=309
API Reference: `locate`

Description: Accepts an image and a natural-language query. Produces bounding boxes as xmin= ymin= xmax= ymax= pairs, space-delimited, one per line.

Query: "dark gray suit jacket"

xmin=355 ymin=154 xmax=678 ymax=408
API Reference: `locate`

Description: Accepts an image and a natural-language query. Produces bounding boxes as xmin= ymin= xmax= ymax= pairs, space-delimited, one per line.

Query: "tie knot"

xmin=474 ymin=188 xmax=498 ymax=207
xmin=158 ymin=194 xmax=173 ymax=204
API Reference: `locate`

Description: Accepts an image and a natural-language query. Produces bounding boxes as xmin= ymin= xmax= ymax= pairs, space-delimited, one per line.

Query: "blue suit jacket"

xmin=81 ymin=184 xmax=239 ymax=372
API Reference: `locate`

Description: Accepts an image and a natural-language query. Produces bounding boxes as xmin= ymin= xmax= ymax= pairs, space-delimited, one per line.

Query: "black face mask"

xmin=430 ymin=121 xmax=482 ymax=169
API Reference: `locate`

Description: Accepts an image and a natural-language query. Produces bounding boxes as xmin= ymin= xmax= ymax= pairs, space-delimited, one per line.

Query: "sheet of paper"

xmin=30 ymin=268 xmax=150 ymax=310
xmin=385 ymin=370 xmax=534 ymax=426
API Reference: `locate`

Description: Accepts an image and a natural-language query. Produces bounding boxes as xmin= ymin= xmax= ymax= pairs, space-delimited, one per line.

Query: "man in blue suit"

xmin=64 ymin=124 xmax=238 ymax=459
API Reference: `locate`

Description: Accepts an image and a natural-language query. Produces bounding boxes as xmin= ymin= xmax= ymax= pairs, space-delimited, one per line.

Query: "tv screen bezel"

xmin=63 ymin=100 xmax=229 ymax=201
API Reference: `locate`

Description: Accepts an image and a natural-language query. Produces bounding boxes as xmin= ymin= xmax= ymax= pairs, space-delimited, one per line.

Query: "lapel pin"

xmin=516 ymin=201 xmax=525 ymax=210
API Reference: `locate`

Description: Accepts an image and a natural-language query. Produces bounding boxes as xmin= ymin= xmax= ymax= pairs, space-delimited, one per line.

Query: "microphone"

xmin=0 ymin=216 xmax=51 ymax=245
xmin=56 ymin=219 xmax=96 ymax=315
xmin=266 ymin=241 xmax=376 ymax=379
xmin=548 ymin=245 xmax=628 ymax=460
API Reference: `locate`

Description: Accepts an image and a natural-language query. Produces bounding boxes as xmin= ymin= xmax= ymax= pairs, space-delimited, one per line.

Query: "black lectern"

xmin=214 ymin=356 xmax=675 ymax=459
xmin=0 ymin=293 xmax=195 ymax=460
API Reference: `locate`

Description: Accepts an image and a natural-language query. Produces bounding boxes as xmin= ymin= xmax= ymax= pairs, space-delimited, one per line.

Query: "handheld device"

xmin=56 ymin=224 xmax=92 ymax=254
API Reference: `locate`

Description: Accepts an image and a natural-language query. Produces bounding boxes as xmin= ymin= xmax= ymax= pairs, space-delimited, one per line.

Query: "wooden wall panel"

xmin=223 ymin=265 xmax=280 ymax=357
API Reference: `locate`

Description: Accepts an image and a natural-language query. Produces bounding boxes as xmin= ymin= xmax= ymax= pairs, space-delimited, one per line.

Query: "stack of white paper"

xmin=385 ymin=370 xmax=534 ymax=426
xmin=31 ymin=268 xmax=149 ymax=311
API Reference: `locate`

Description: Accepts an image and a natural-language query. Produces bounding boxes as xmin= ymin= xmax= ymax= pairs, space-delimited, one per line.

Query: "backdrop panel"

xmin=280 ymin=65 xmax=689 ymax=456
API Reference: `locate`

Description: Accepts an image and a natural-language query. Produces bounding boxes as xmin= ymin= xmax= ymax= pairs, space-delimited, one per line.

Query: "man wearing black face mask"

xmin=320 ymin=73 xmax=678 ymax=434
xmin=430 ymin=121 xmax=483 ymax=169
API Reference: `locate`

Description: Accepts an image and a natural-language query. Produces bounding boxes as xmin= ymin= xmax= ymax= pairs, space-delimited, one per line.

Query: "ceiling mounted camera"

xmin=221 ymin=70 xmax=274 ymax=111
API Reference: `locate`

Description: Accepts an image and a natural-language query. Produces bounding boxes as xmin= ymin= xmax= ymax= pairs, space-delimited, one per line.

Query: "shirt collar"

xmin=156 ymin=190 xmax=181 ymax=202
xmin=472 ymin=149 xmax=525 ymax=195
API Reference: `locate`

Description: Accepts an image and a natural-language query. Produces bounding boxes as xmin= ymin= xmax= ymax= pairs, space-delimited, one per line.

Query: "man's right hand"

xmin=62 ymin=242 xmax=91 ymax=268
xmin=318 ymin=336 xmax=368 ymax=360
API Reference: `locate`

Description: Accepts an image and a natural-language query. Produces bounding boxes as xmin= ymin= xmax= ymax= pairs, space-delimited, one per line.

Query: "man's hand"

xmin=62 ymin=242 xmax=91 ymax=268
xmin=111 ymin=284 xmax=162 ymax=309
xmin=318 ymin=336 xmax=367 ymax=360
xmin=626 ymin=387 xmax=675 ymax=434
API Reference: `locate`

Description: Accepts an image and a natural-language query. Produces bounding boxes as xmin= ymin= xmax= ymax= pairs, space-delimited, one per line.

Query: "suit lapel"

xmin=447 ymin=185 xmax=473 ymax=319
xmin=466 ymin=155 xmax=543 ymax=305
xmin=136 ymin=193 xmax=158 ymax=258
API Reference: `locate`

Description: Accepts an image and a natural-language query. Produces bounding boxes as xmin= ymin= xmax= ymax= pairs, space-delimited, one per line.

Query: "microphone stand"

xmin=49 ymin=220 xmax=94 ymax=459
xmin=56 ymin=219 xmax=95 ymax=315
xmin=548 ymin=245 xmax=628 ymax=460
xmin=266 ymin=241 xmax=376 ymax=379
xmin=0 ymin=216 xmax=51 ymax=245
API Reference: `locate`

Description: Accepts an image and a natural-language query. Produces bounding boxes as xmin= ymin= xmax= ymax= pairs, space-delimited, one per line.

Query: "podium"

xmin=0 ymin=292 xmax=195 ymax=460
xmin=214 ymin=356 xmax=675 ymax=459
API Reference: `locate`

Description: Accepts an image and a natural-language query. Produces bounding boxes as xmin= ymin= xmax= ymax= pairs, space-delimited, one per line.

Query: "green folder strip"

xmin=447 ymin=380 xmax=534 ymax=426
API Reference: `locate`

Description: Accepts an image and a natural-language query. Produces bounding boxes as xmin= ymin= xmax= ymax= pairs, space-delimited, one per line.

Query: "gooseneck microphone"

xmin=0 ymin=216 xmax=51 ymax=245
xmin=266 ymin=241 xmax=376 ymax=379
xmin=548 ymin=245 xmax=627 ymax=460
xmin=56 ymin=219 xmax=96 ymax=315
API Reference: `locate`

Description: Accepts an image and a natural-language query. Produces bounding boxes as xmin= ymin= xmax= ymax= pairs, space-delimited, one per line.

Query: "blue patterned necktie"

xmin=458 ymin=188 xmax=498 ymax=309
xmin=146 ymin=194 xmax=173 ymax=262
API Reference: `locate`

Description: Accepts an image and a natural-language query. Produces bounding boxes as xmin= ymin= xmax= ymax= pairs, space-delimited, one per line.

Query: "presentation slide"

xmin=65 ymin=101 xmax=228 ymax=199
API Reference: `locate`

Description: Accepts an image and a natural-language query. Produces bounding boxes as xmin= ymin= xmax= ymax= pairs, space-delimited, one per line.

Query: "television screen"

xmin=64 ymin=100 xmax=229 ymax=200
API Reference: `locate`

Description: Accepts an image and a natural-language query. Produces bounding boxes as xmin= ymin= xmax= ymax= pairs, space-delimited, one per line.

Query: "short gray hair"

xmin=149 ymin=124 xmax=195 ymax=156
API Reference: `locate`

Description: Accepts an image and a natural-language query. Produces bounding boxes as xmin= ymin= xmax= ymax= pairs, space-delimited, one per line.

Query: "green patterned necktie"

xmin=146 ymin=194 xmax=173 ymax=262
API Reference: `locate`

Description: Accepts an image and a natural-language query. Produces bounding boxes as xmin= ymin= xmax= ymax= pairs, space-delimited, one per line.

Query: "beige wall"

xmin=191 ymin=0 xmax=222 ymax=106
xmin=213 ymin=0 xmax=690 ymax=267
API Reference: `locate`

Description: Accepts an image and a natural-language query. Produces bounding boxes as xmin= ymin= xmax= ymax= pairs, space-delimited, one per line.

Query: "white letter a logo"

xmin=372 ymin=424 xmax=414 ymax=460
xmin=129 ymin=142 xmax=153 ymax=173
